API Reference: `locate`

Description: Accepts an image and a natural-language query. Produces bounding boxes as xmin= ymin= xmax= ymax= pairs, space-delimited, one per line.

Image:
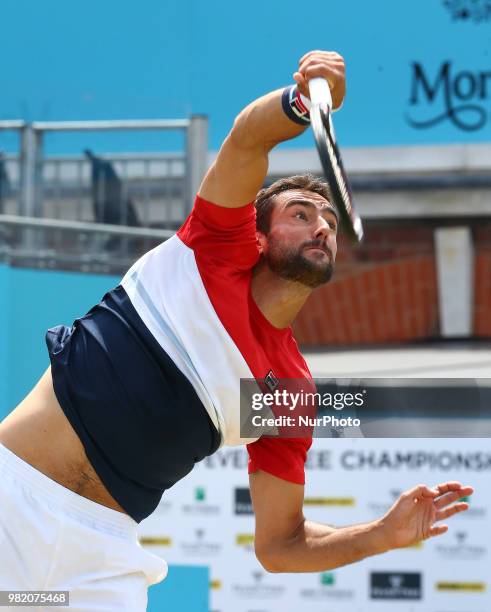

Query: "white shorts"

xmin=0 ymin=443 xmax=167 ymax=611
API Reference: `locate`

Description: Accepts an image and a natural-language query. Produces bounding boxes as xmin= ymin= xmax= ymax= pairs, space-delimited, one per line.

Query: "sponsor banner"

xmin=139 ymin=438 xmax=491 ymax=611
xmin=230 ymin=571 xmax=287 ymax=602
xmin=180 ymin=486 xmax=221 ymax=516
xmin=339 ymin=449 xmax=491 ymax=471
xmin=179 ymin=528 xmax=223 ymax=558
xmin=436 ymin=581 xmax=487 ymax=592
xmin=434 ymin=530 xmax=487 ymax=560
xmin=139 ymin=536 xmax=172 ymax=547
xmin=235 ymin=533 xmax=255 ymax=553
xmin=299 ymin=571 xmax=356 ymax=602
xmin=303 ymin=496 xmax=355 ymax=507
xmin=370 ymin=571 xmax=422 ymax=600
xmin=234 ymin=488 xmax=253 ymax=515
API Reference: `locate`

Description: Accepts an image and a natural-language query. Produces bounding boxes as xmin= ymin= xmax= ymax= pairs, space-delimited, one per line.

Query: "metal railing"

xmin=0 ymin=117 xmax=208 ymax=273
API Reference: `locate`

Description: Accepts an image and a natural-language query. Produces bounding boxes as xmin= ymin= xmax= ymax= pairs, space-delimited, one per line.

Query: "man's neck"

xmin=251 ymin=262 xmax=312 ymax=329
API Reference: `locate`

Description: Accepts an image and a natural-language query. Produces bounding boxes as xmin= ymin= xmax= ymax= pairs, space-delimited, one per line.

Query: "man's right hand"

xmin=198 ymin=50 xmax=346 ymax=209
xmin=293 ymin=50 xmax=346 ymax=109
xmin=379 ymin=481 xmax=474 ymax=549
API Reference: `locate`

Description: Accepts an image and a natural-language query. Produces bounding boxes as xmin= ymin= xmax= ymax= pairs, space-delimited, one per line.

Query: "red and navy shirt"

xmin=47 ymin=195 xmax=312 ymax=522
xmin=123 ymin=195 xmax=312 ymax=482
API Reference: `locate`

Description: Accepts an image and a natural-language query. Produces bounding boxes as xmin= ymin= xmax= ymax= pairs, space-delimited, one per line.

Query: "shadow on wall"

xmin=84 ymin=149 xmax=140 ymax=227
xmin=0 ymin=152 xmax=9 ymax=215
xmin=84 ymin=149 xmax=142 ymax=253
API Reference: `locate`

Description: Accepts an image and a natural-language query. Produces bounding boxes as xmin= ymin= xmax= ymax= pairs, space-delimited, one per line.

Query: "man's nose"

xmin=313 ymin=217 xmax=332 ymax=241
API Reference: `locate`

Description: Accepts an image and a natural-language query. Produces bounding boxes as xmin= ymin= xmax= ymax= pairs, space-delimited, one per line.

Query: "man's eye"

xmin=295 ymin=211 xmax=308 ymax=220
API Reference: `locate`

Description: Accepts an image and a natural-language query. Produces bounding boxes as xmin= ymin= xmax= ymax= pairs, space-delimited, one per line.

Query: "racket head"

xmin=310 ymin=104 xmax=363 ymax=244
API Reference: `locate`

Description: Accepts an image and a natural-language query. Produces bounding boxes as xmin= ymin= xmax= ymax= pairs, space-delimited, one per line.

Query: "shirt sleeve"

xmin=177 ymin=195 xmax=259 ymax=270
xmin=247 ymin=437 xmax=312 ymax=485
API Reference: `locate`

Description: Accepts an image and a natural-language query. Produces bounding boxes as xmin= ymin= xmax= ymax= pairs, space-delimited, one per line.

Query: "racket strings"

xmin=319 ymin=109 xmax=363 ymax=241
xmin=322 ymin=112 xmax=352 ymax=214
xmin=310 ymin=105 xmax=363 ymax=242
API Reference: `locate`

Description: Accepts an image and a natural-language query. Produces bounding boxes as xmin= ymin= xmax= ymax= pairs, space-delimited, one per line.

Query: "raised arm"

xmin=198 ymin=51 xmax=346 ymax=208
xmin=250 ymin=470 xmax=473 ymax=573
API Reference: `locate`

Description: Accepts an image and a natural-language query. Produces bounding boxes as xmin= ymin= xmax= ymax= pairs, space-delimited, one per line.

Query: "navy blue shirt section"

xmin=46 ymin=285 xmax=220 ymax=522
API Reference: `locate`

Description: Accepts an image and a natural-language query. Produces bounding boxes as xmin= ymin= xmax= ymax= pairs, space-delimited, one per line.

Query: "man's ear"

xmin=256 ymin=231 xmax=268 ymax=255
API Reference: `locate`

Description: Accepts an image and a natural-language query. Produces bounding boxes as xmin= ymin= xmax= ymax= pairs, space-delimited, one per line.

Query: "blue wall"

xmin=0 ymin=264 xmax=118 ymax=417
xmin=1 ymin=0 xmax=490 ymax=153
xmin=0 ymin=266 xmax=10 ymax=415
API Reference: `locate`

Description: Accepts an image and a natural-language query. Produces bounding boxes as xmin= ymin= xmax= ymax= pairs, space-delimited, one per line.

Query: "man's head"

xmin=254 ymin=174 xmax=338 ymax=288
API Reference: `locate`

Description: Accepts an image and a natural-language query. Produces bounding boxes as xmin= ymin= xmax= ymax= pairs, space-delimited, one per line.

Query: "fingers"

xmin=299 ymin=60 xmax=343 ymax=89
xmin=402 ymin=482 xmax=474 ymax=505
xmin=428 ymin=524 xmax=448 ymax=538
xmin=300 ymin=50 xmax=324 ymax=64
xmin=434 ymin=490 xmax=470 ymax=509
xmin=435 ymin=501 xmax=469 ymax=521
xmin=434 ymin=481 xmax=474 ymax=497
xmin=405 ymin=484 xmax=439 ymax=500
xmin=296 ymin=50 xmax=346 ymax=108
xmin=433 ymin=482 xmax=473 ymax=510
xmin=299 ymin=50 xmax=344 ymax=66
xmin=293 ymin=72 xmax=309 ymax=97
xmin=293 ymin=72 xmax=304 ymax=85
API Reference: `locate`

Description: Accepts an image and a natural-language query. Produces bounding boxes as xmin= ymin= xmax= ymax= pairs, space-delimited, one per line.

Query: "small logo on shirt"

xmin=264 ymin=370 xmax=279 ymax=392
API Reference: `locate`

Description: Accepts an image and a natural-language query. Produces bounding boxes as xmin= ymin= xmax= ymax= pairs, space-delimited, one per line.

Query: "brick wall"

xmin=293 ymin=219 xmax=491 ymax=347
xmin=474 ymin=223 xmax=491 ymax=337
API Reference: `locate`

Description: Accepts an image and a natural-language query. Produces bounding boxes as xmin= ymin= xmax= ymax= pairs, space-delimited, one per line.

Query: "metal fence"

xmin=0 ymin=117 xmax=207 ymax=274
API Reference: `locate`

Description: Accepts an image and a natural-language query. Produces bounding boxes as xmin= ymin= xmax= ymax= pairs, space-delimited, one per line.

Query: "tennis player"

xmin=0 ymin=50 xmax=473 ymax=609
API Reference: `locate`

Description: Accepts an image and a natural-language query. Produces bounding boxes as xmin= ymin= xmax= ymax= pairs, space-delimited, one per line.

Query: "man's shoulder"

xmin=177 ymin=195 xmax=259 ymax=271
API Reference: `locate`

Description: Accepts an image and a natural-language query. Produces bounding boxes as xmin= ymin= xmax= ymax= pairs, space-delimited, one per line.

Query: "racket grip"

xmin=308 ymin=78 xmax=332 ymax=109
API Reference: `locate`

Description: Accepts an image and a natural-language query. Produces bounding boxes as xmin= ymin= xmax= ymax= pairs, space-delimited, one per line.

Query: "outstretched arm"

xmin=250 ymin=470 xmax=473 ymax=573
xmin=198 ymin=51 xmax=346 ymax=208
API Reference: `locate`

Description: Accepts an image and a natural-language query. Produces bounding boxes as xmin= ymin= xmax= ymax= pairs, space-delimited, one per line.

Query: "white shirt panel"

xmin=121 ymin=235 xmax=259 ymax=447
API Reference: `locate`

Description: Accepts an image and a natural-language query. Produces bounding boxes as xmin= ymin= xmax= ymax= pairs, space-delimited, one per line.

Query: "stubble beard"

xmin=264 ymin=236 xmax=334 ymax=289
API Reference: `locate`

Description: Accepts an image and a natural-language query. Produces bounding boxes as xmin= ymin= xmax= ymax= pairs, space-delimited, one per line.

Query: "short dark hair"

xmin=254 ymin=174 xmax=331 ymax=234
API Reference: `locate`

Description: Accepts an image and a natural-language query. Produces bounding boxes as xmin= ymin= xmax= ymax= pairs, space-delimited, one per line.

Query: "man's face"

xmin=259 ymin=189 xmax=338 ymax=288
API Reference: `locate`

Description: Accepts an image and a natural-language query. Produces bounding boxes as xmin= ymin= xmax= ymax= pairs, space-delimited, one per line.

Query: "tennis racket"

xmin=308 ymin=78 xmax=363 ymax=243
